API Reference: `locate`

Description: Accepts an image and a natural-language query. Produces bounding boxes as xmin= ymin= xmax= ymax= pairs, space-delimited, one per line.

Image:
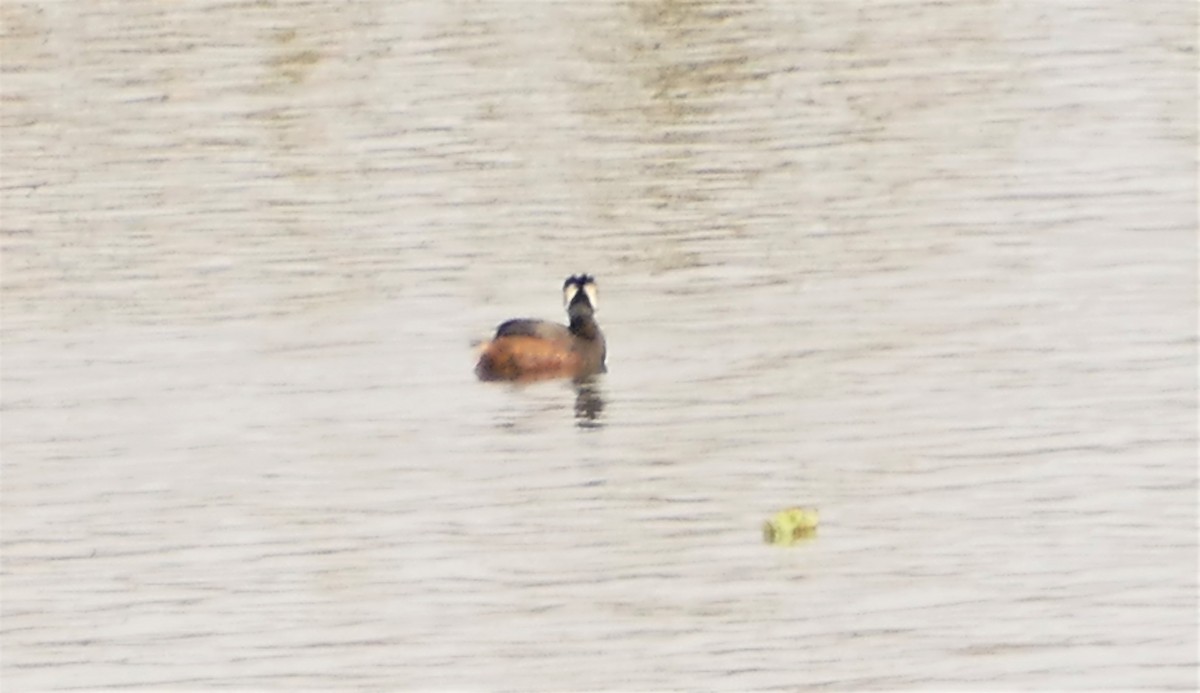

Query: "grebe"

xmin=475 ymin=274 xmax=607 ymax=381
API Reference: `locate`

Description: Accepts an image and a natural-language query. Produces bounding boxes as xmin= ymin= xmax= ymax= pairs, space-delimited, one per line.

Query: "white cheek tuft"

xmin=583 ymin=283 xmax=598 ymax=309
xmin=563 ymin=284 xmax=579 ymax=307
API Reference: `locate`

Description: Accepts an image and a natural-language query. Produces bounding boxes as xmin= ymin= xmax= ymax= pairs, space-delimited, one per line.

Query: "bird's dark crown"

xmin=563 ymin=274 xmax=595 ymax=290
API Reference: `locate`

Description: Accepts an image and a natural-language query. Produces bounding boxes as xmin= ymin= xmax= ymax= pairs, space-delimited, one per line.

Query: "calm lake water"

xmin=2 ymin=1 xmax=1196 ymax=690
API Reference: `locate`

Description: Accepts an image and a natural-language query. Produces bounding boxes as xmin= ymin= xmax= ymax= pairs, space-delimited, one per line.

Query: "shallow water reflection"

xmin=573 ymin=378 xmax=607 ymax=429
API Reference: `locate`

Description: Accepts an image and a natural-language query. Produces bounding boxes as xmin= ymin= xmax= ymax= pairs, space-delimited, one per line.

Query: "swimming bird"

xmin=475 ymin=274 xmax=607 ymax=382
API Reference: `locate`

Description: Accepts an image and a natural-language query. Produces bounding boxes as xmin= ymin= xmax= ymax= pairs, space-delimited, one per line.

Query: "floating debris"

xmin=763 ymin=507 xmax=819 ymax=546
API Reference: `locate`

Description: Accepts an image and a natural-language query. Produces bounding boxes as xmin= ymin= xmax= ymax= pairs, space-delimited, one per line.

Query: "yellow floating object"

xmin=763 ymin=507 xmax=819 ymax=545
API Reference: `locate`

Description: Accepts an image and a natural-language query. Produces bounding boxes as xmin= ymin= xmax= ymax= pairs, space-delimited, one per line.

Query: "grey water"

xmin=2 ymin=1 xmax=1196 ymax=689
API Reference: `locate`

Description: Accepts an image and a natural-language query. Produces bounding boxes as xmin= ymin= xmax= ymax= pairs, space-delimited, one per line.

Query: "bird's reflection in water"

xmin=573 ymin=377 xmax=606 ymax=429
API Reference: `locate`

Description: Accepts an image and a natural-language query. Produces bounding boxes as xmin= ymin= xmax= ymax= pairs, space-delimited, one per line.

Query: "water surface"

xmin=2 ymin=1 xmax=1196 ymax=689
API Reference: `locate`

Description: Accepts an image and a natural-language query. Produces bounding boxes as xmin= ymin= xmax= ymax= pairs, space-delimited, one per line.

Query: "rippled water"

xmin=2 ymin=1 xmax=1196 ymax=689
